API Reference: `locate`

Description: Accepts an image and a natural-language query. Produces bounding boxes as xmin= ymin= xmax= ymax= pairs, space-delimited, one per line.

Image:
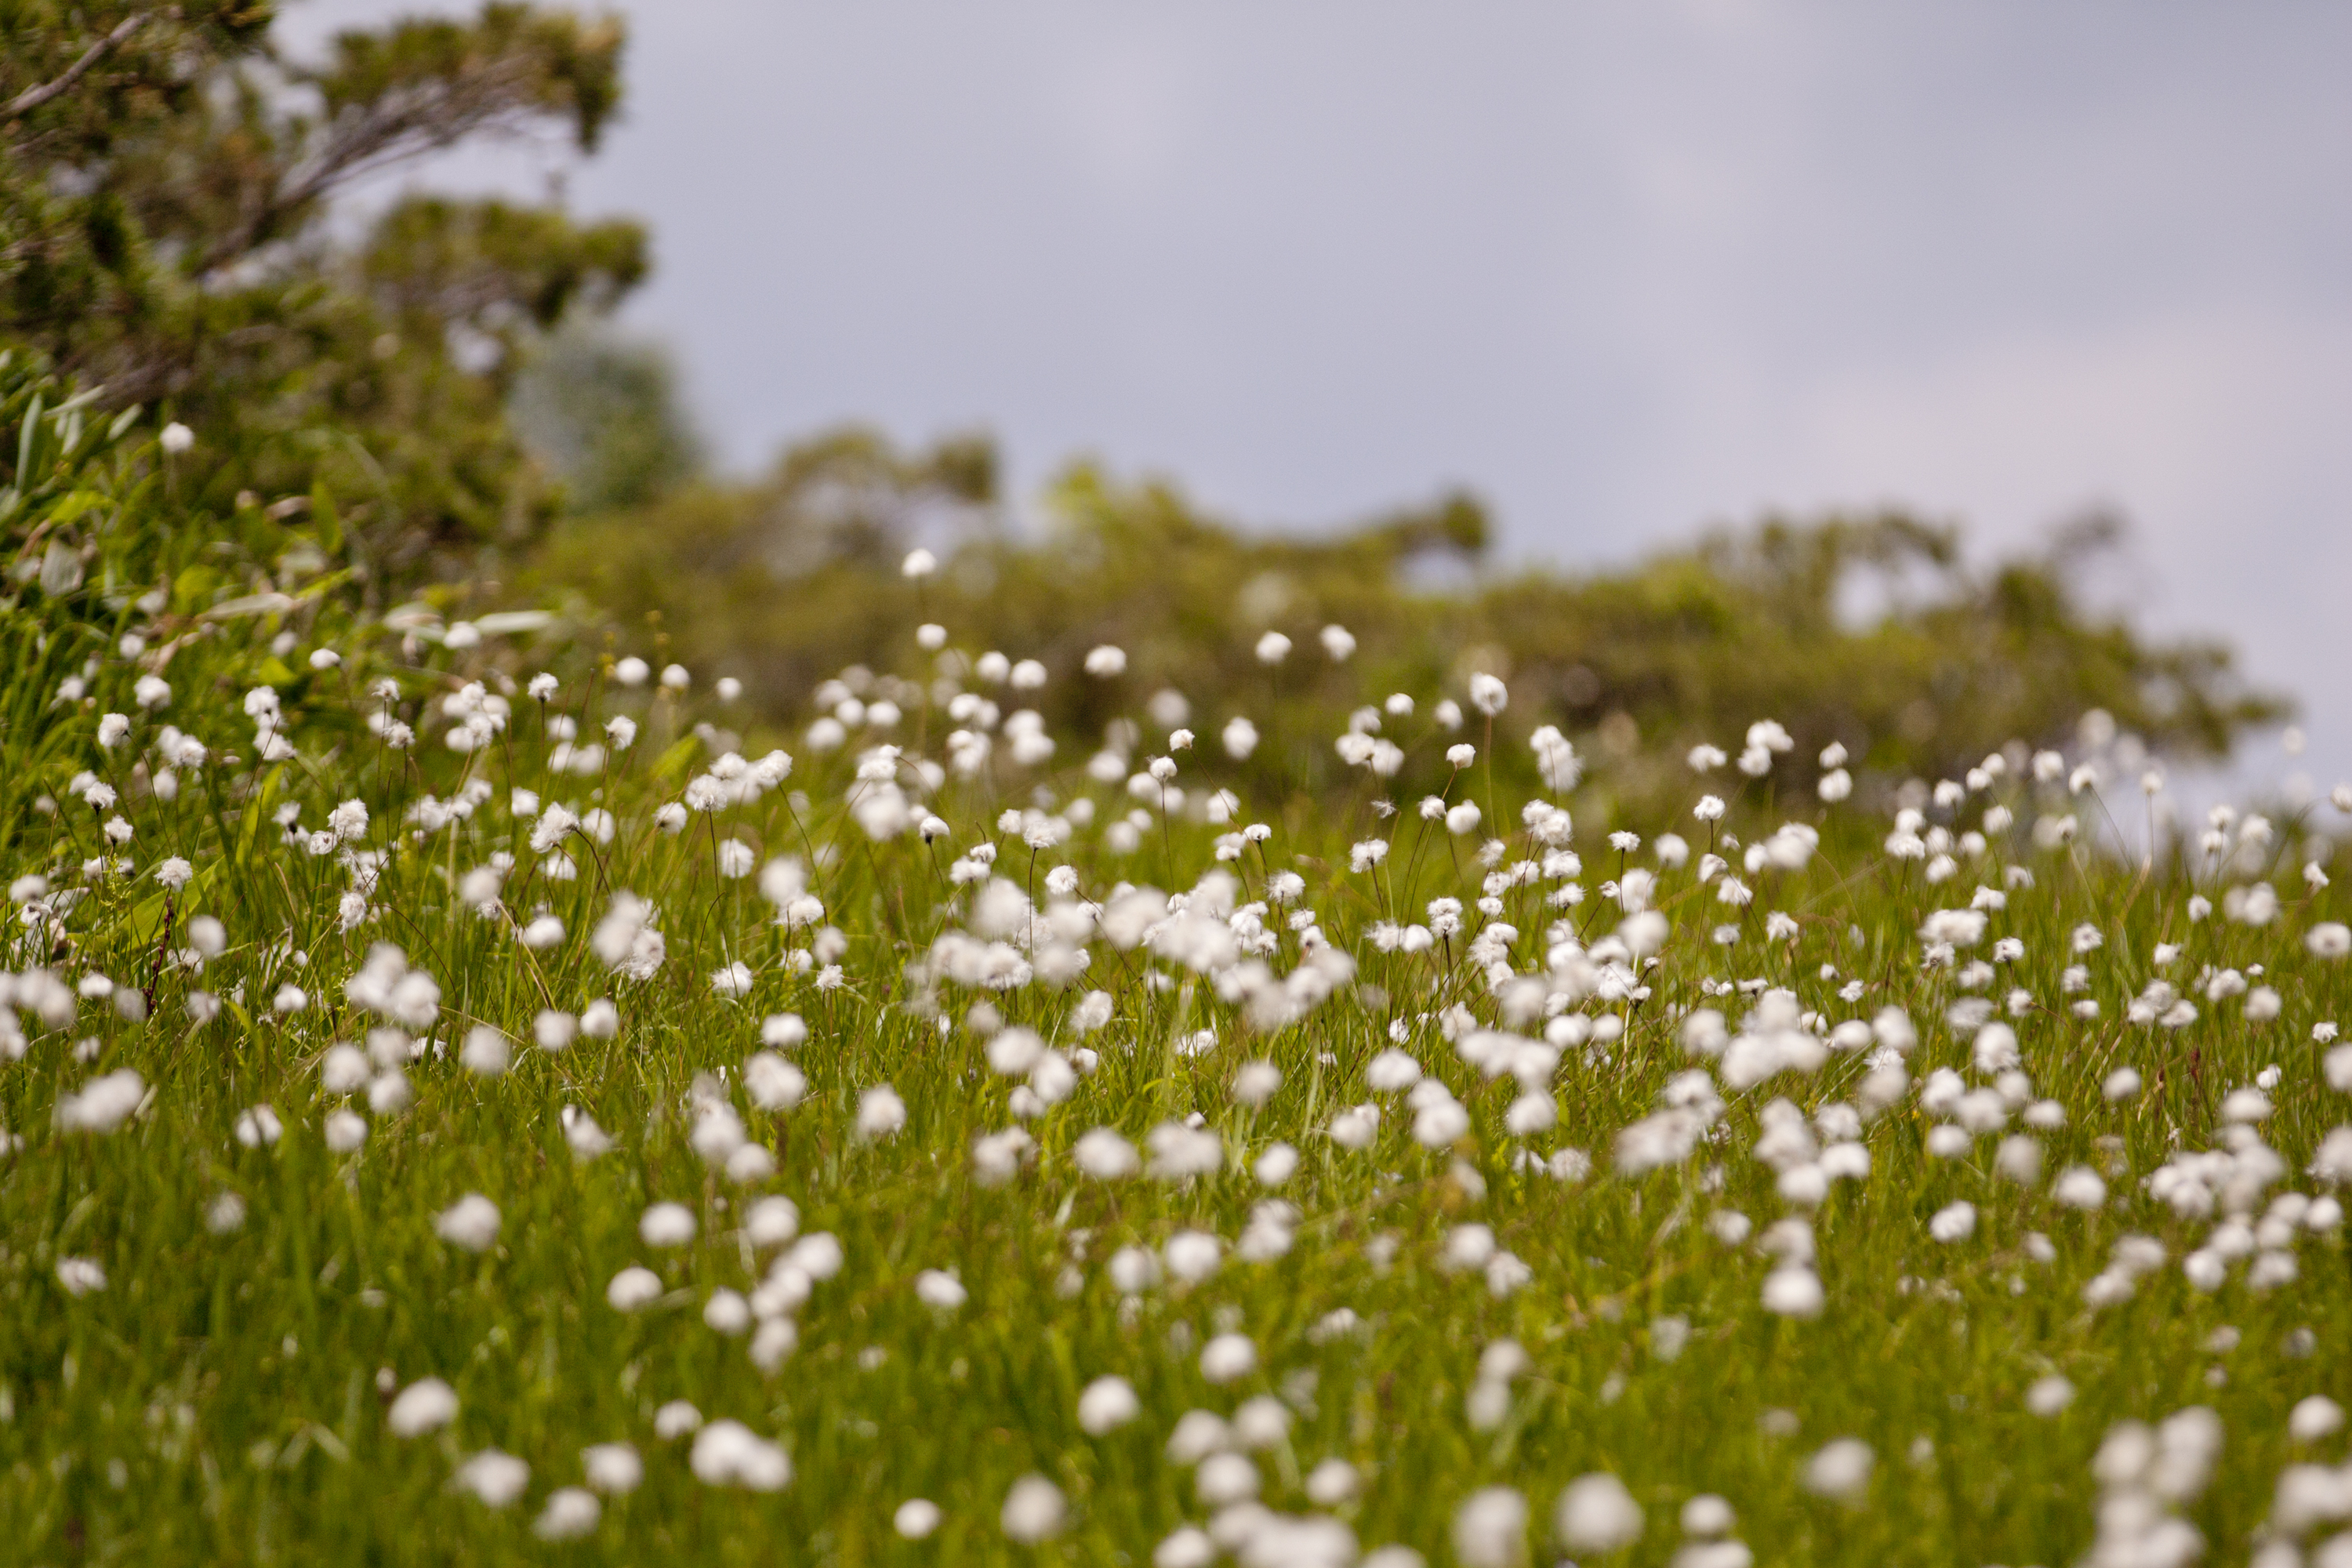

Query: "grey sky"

xmin=289 ymin=1 xmax=2352 ymax=787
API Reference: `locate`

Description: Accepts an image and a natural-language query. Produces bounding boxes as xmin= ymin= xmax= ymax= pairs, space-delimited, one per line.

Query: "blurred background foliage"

xmin=524 ymin=397 xmax=2283 ymax=797
xmin=2 ymin=0 xmax=644 ymax=583
xmin=2 ymin=2 xmax=2288 ymax=805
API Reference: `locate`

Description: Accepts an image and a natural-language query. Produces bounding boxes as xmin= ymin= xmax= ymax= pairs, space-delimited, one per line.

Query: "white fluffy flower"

xmin=1555 ymin=1472 xmax=1643 ymax=1554
xmin=387 ymin=1377 xmax=459 ymax=1436
xmin=434 ymin=1193 xmax=502 ymax=1252
xmin=1078 ymin=1375 xmax=1142 ymax=1435
xmin=1000 ymin=1475 xmax=1067 ymax=1542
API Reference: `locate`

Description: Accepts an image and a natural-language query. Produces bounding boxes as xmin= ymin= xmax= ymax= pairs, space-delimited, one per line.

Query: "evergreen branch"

xmin=2 ymin=9 xmax=162 ymax=120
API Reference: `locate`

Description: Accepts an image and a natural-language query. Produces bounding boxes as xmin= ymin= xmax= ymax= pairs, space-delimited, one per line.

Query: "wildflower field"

xmin=5 ymin=392 xmax=2352 ymax=1568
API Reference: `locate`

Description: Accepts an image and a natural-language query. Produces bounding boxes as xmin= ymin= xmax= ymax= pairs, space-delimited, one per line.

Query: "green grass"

xmin=2 ymin=546 xmax=2349 ymax=1566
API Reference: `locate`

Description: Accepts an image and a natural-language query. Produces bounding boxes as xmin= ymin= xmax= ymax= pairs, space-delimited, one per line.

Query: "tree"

xmin=509 ymin=320 xmax=702 ymax=514
xmin=0 ymin=1 xmax=645 ymax=589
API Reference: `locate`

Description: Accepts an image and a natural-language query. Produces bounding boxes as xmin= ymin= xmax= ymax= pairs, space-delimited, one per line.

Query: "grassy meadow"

xmin=2 ymin=406 xmax=2350 ymax=1568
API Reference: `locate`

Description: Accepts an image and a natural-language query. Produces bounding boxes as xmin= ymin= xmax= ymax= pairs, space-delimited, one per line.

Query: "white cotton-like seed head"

xmin=1305 ymin=1457 xmax=1361 ymax=1506
xmin=1164 ymin=1229 xmax=1221 ymax=1283
xmin=2026 ymin=1376 xmax=2075 ymax=1417
xmin=1681 ymin=1495 xmax=1736 ymax=1537
xmin=1506 ymin=1092 xmax=1559 ymax=1137
xmin=606 ymin=1267 xmax=662 ymax=1312
xmin=457 ymin=1450 xmax=530 ymax=1507
xmin=895 ymin=1498 xmax=942 ymax=1538
xmin=53 ymin=1257 xmax=103 ymax=1294
xmin=1555 ymin=1472 xmax=1644 ymax=1554
xmin=1199 ymin=1333 xmax=1258 ymax=1383
xmin=1108 ymin=1246 xmax=1161 ymax=1294
xmin=387 ymin=1377 xmax=459 ymax=1436
xmin=1232 ymin=1060 xmax=1282 ymax=1108
xmin=1444 ymin=1224 xmax=1497 ymax=1272
xmin=460 ymin=1025 xmax=510 ymax=1076
xmin=1079 ymin=1375 xmax=1142 ymax=1435
xmin=787 ymin=1231 xmax=844 ymax=1280
xmin=1453 ymin=1486 xmax=1530 ymax=1568
xmin=1804 ymin=1439 xmax=1874 ymax=1502
xmin=1254 ymin=1142 xmax=1299 ymax=1186
xmin=703 ymin=1288 xmax=752 ymax=1335
xmin=580 ymin=998 xmax=619 ymax=1039
xmin=1156 ymin=1527 xmax=1216 ymax=1568
xmin=654 ymin=1401 xmax=704 ymax=1439
xmin=435 ymin=1193 xmax=501 ymax=1252
xmin=2290 ymin=1396 xmax=2346 ymax=1443
xmin=1620 ymin=909 xmax=1668 ymax=958
xmin=1972 ymin=1022 xmax=2020 ymax=1075
xmin=857 ymin=1084 xmax=906 ymax=1140
xmin=640 ymin=1202 xmax=696 ymax=1247
xmin=742 ymin=1196 xmax=800 ymax=1250
xmin=1414 ymin=1098 xmax=1471 ymax=1149
xmin=1994 ymin=1135 xmax=2042 ymax=1186
xmin=59 ymin=1069 xmax=146 ymax=1133
xmin=583 ymin=1443 xmax=643 ymax=1494
xmin=1761 ymin=1268 xmax=1823 ymax=1318
xmin=689 ymin=1420 xmax=792 ymax=1490
xmin=2180 ymin=1248 xmax=2225 ymax=1293
xmin=187 ymin=914 xmax=227 ymax=958
xmin=987 ymin=1026 xmax=1044 ymax=1076
xmin=533 ymin=1486 xmax=601 ymax=1540
xmin=1000 ymin=1475 xmax=1067 ymax=1542
xmin=1928 ymin=1201 xmax=1977 ymax=1243
xmin=234 ymin=1104 xmax=283 ymax=1149
xmin=2054 ymin=1166 xmax=2107 ymax=1210
xmin=914 ymin=1269 xmax=967 ymax=1310
xmin=1196 ymin=1450 xmax=1259 ymax=1506
xmin=1166 ymin=1410 xmax=1232 ymax=1465
xmin=1230 ymin=1395 xmax=1290 ymax=1450
xmin=744 ymin=1051 xmax=807 ymax=1111
xmin=1074 ymin=1127 xmax=1140 ymax=1180
xmin=320 ymin=1043 xmax=370 ymax=1095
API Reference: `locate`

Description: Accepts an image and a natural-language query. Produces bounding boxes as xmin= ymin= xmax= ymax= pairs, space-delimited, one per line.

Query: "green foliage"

xmin=530 ymin=437 xmax=2285 ymax=802
xmin=1 ymin=0 xmax=643 ymax=587
xmin=510 ymin=321 xmax=702 ymax=514
xmin=0 ymin=350 xmax=378 ymax=856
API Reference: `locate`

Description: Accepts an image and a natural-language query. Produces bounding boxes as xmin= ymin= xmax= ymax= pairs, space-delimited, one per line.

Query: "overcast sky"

xmin=289 ymin=1 xmax=2352 ymax=788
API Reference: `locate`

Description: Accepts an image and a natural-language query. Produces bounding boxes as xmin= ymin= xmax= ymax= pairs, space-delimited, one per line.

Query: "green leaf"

xmin=310 ymin=481 xmax=343 ymax=557
xmin=172 ymin=564 xmax=219 ymax=615
xmin=44 ymin=489 xmax=100 ymax=527
xmin=650 ymin=736 xmax=699 ymax=783
xmin=16 ymin=391 xmax=43 ymax=486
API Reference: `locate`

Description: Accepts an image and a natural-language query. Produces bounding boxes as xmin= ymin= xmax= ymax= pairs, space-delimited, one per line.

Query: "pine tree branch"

xmin=3 ymin=10 xmax=161 ymax=120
